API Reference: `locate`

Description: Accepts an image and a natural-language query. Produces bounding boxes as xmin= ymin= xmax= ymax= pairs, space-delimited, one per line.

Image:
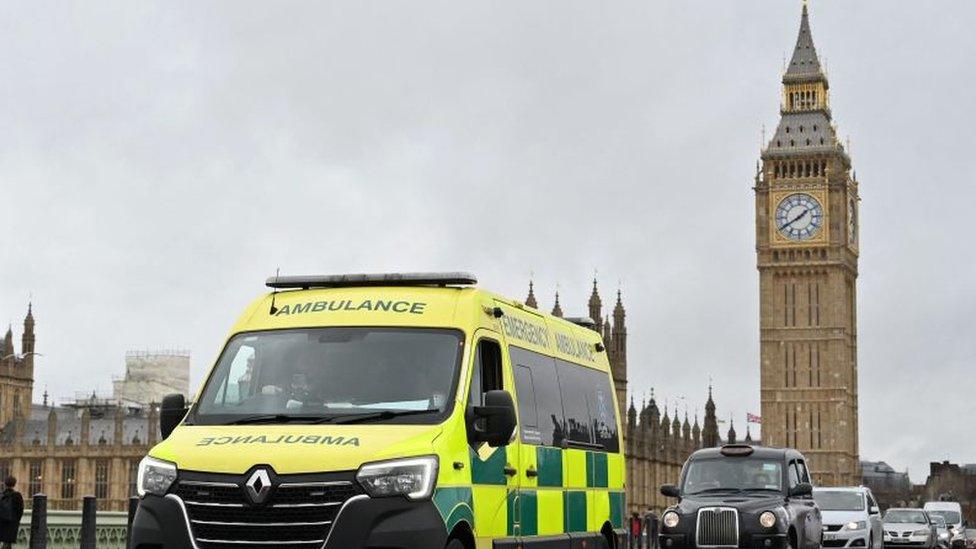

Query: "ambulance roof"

xmin=228 ymin=272 xmax=608 ymax=371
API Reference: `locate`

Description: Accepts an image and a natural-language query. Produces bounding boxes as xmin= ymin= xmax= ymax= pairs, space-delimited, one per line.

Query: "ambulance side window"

xmin=468 ymin=339 xmax=503 ymax=407
xmin=467 ymin=339 xmax=503 ymax=447
xmin=513 ymin=365 xmax=538 ymax=430
xmin=510 ymin=347 xmax=562 ymax=447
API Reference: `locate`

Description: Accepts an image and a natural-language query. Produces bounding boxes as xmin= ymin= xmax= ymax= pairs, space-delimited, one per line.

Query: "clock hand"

xmin=779 ymin=209 xmax=809 ymax=231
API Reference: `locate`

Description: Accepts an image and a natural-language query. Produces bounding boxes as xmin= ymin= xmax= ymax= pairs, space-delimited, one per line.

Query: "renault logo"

xmin=245 ymin=469 xmax=272 ymax=505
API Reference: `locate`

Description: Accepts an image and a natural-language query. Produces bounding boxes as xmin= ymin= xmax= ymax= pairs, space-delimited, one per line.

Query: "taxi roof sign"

xmin=266 ymin=272 xmax=478 ymax=289
xmin=719 ymin=444 xmax=755 ymax=457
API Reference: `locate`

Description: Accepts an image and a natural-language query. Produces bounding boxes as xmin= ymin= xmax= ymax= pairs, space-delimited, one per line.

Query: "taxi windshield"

xmin=191 ymin=327 xmax=464 ymax=425
xmin=682 ymin=458 xmax=783 ymax=494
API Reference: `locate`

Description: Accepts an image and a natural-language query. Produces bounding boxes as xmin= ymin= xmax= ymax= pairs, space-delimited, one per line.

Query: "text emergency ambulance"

xmin=130 ymin=272 xmax=627 ymax=549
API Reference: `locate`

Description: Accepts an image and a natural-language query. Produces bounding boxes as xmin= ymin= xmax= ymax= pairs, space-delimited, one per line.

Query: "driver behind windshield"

xmin=684 ymin=459 xmax=782 ymax=494
xmin=194 ymin=328 xmax=462 ymax=423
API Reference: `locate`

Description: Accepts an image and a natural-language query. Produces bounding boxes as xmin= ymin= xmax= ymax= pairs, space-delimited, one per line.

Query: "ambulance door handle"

xmin=525 ymin=467 xmax=538 ymax=478
xmin=503 ymin=465 xmax=517 ymax=477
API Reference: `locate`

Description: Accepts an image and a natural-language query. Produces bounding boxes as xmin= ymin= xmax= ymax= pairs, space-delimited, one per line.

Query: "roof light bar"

xmin=265 ymin=272 xmax=478 ymax=289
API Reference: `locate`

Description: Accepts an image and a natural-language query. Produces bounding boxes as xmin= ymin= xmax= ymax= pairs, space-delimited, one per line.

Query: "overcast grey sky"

xmin=1 ymin=1 xmax=973 ymax=482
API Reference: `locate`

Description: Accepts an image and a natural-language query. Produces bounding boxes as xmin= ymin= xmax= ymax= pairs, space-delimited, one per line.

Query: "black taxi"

xmin=659 ymin=445 xmax=822 ymax=549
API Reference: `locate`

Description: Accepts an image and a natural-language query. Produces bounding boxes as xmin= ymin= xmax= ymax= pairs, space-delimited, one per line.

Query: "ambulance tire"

xmin=444 ymin=539 xmax=467 ymax=549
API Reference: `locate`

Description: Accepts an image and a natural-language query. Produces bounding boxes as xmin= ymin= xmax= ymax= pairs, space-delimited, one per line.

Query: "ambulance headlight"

xmin=356 ymin=456 xmax=438 ymax=500
xmin=137 ymin=456 xmax=177 ymax=496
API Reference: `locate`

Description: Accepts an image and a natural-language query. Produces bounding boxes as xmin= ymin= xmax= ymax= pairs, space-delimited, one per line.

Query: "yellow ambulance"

xmin=130 ymin=273 xmax=627 ymax=549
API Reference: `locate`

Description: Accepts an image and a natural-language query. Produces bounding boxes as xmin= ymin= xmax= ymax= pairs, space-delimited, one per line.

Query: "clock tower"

xmin=755 ymin=4 xmax=860 ymax=485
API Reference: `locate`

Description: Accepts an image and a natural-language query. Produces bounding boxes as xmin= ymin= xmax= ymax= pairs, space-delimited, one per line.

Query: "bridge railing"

xmin=16 ymin=494 xmax=134 ymax=549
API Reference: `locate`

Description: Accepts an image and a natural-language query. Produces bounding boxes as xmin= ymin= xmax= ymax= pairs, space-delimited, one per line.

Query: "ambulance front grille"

xmin=696 ymin=507 xmax=739 ymax=548
xmin=173 ymin=470 xmax=362 ymax=549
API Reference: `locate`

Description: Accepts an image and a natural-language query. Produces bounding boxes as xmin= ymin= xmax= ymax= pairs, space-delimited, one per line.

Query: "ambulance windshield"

xmin=191 ymin=327 xmax=464 ymax=424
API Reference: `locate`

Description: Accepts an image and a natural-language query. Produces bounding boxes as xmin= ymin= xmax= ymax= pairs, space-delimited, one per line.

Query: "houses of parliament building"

xmin=0 ymin=305 xmax=159 ymax=511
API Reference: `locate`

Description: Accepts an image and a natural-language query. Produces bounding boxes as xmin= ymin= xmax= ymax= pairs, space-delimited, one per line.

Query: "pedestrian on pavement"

xmin=0 ymin=476 xmax=25 ymax=549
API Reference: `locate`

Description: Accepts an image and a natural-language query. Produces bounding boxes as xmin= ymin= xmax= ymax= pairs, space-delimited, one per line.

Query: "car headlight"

xmin=663 ymin=511 xmax=680 ymax=528
xmin=137 ymin=455 xmax=177 ymax=496
xmin=940 ymin=533 xmax=950 ymax=539
xmin=847 ymin=521 xmax=867 ymax=531
xmin=356 ymin=455 xmax=438 ymax=500
xmin=760 ymin=511 xmax=778 ymax=528
xmin=915 ymin=529 xmax=932 ymax=536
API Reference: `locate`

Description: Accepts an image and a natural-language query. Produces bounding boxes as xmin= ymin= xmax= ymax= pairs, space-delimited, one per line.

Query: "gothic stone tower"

xmin=756 ymin=5 xmax=860 ymax=485
xmin=0 ymin=304 xmax=36 ymax=427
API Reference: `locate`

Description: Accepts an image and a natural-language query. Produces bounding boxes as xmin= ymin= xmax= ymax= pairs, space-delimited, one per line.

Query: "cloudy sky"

xmin=2 ymin=1 xmax=973 ymax=481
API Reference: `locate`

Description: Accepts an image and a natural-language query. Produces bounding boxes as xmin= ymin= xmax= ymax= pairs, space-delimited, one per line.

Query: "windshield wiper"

xmin=330 ymin=409 xmax=441 ymax=424
xmin=224 ymin=414 xmax=335 ymax=425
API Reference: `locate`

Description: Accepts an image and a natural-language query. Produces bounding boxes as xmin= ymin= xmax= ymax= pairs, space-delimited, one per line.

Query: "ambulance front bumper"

xmin=128 ymin=492 xmax=449 ymax=549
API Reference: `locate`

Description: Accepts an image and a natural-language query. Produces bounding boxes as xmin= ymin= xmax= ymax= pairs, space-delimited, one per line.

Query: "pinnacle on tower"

xmin=784 ymin=3 xmax=824 ymax=82
xmin=588 ymin=279 xmax=603 ymax=328
xmin=702 ymin=384 xmax=720 ymax=448
xmin=727 ymin=417 xmax=738 ymax=445
xmin=22 ymin=302 xmax=36 ymax=355
xmin=525 ymin=281 xmax=538 ymax=309
xmin=613 ymin=289 xmax=625 ymax=323
xmin=551 ymin=291 xmax=563 ymax=318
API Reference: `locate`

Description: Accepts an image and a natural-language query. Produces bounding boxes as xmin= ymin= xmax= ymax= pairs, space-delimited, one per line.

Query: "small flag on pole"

xmin=747 ymin=413 xmax=762 ymax=424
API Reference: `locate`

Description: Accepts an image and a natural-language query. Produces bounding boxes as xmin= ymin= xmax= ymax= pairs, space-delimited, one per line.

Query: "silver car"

xmin=884 ymin=508 xmax=938 ymax=549
xmin=814 ymin=486 xmax=884 ymax=549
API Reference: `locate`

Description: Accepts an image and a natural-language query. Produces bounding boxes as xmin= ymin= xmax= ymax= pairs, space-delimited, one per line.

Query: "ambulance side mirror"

xmin=160 ymin=393 xmax=188 ymax=439
xmin=470 ymin=390 xmax=517 ymax=447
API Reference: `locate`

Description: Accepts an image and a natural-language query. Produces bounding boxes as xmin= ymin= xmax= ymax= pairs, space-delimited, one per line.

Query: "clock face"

xmin=848 ymin=199 xmax=857 ymax=244
xmin=775 ymin=193 xmax=823 ymax=241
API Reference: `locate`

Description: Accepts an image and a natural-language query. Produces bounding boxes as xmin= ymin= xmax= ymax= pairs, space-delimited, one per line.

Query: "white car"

xmin=884 ymin=508 xmax=938 ymax=549
xmin=814 ymin=486 xmax=884 ymax=549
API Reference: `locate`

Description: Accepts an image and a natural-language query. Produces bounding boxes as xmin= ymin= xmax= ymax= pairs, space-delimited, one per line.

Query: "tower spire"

xmin=785 ymin=2 xmax=824 ymax=82
xmin=22 ymin=302 xmax=35 ymax=355
xmin=588 ymin=278 xmax=602 ymax=329
xmin=525 ymin=280 xmax=538 ymax=309
xmin=551 ymin=291 xmax=563 ymax=318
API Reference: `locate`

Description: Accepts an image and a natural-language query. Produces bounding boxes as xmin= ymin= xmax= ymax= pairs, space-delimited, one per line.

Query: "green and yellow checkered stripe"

xmin=433 ymin=445 xmax=626 ymax=539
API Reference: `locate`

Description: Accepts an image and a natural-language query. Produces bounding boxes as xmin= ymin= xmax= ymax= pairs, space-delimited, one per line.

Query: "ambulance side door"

xmin=510 ymin=347 xmax=567 ymax=541
xmin=465 ymin=332 xmax=521 ymax=545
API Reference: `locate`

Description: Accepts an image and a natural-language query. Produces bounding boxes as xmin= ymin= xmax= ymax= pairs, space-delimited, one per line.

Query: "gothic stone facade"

xmin=526 ymin=282 xmax=723 ymax=514
xmin=0 ymin=306 xmax=158 ymax=511
xmin=756 ymin=5 xmax=861 ymax=486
